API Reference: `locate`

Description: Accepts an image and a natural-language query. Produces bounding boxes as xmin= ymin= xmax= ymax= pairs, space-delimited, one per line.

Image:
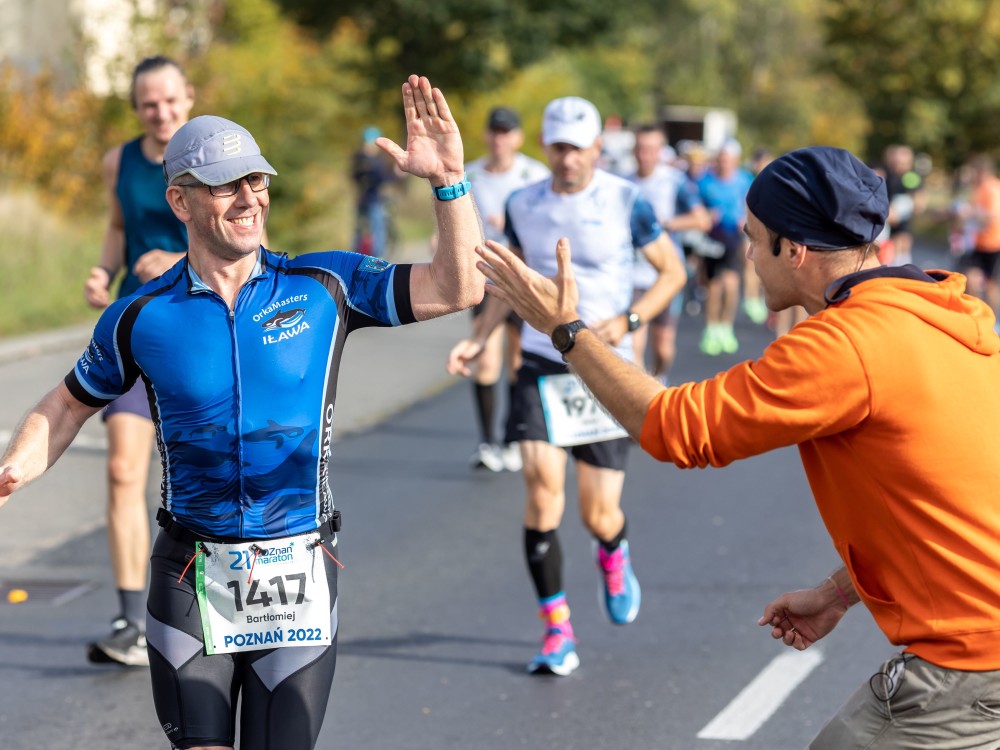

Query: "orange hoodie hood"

xmin=823 ymin=267 xmax=999 ymax=356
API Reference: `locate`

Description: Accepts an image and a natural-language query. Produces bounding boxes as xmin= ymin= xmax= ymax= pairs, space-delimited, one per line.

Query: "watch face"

xmin=627 ymin=312 xmax=640 ymax=332
xmin=552 ymin=325 xmax=572 ymax=352
xmin=552 ymin=320 xmax=585 ymax=353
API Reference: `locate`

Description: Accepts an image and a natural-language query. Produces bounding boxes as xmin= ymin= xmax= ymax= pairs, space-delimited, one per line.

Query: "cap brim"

xmin=542 ymin=130 xmax=597 ymax=149
xmin=170 ymin=154 xmax=277 ymax=186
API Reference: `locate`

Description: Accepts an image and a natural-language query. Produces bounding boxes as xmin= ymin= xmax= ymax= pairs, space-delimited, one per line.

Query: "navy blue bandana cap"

xmin=746 ymin=146 xmax=888 ymax=250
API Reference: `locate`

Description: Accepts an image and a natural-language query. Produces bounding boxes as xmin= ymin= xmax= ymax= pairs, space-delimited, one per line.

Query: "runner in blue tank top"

xmin=114 ymin=136 xmax=189 ymax=297
xmin=2 ymin=75 xmax=484 ymax=750
xmin=81 ymin=55 xmax=195 ymax=668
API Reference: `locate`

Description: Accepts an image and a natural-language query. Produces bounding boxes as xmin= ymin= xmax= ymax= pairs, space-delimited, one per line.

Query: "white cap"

xmin=541 ymin=96 xmax=602 ymax=149
xmin=719 ymin=138 xmax=743 ymax=157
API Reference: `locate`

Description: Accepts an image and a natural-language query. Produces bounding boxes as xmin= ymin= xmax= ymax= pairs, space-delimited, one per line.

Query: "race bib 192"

xmin=538 ymin=372 xmax=628 ymax=447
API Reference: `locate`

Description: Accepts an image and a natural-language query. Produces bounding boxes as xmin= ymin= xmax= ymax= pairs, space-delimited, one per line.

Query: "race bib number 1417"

xmin=195 ymin=533 xmax=332 ymax=655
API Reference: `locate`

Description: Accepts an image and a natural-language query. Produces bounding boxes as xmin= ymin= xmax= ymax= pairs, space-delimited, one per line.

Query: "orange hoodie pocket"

xmin=843 ymin=543 xmax=904 ymax=644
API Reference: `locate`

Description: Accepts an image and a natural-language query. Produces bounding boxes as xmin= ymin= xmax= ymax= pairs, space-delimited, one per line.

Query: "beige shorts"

xmin=811 ymin=653 xmax=1000 ymax=750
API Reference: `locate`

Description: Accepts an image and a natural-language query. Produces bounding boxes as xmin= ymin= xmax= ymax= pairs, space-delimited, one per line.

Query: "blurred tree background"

xmin=0 ymin=0 xmax=997 ymax=333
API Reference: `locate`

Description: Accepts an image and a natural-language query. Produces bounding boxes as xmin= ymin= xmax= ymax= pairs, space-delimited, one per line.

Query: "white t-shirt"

xmin=629 ymin=164 xmax=688 ymax=289
xmin=505 ymin=169 xmax=662 ymax=363
xmin=466 ymin=153 xmax=549 ymax=244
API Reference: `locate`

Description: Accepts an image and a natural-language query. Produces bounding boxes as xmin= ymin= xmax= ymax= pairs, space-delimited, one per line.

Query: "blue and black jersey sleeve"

xmin=503 ymin=203 xmax=521 ymax=250
xmin=64 ymin=299 xmax=137 ymax=407
xmin=287 ymin=251 xmax=415 ymax=333
xmin=630 ymin=194 xmax=663 ymax=249
xmin=346 ymin=254 xmax=416 ymax=330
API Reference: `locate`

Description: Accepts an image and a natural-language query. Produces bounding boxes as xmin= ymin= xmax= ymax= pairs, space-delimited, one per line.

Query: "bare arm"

xmin=85 ymin=147 xmax=126 ymax=309
xmin=446 ymin=252 xmax=517 ymax=376
xmin=592 ymin=233 xmax=687 ymax=345
xmin=666 ymin=203 xmax=712 ymax=233
xmin=476 ymin=238 xmax=663 ymax=437
xmin=562 ymin=329 xmax=663 ymax=436
xmin=0 ymin=383 xmax=102 ymax=505
xmin=133 ymin=249 xmax=187 ymax=283
xmin=377 ymin=75 xmax=484 ymax=321
xmin=636 ymin=234 xmax=687 ymax=320
xmin=757 ymin=566 xmax=859 ymax=651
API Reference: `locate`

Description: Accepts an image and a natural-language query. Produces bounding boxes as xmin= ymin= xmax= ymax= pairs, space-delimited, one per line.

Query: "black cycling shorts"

xmin=504 ymin=352 xmax=631 ymax=471
xmin=146 ymin=529 xmax=339 ymax=750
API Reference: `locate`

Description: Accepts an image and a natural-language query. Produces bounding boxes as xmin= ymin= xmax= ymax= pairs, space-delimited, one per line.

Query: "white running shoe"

xmin=500 ymin=442 xmax=522 ymax=472
xmin=469 ymin=443 xmax=503 ymax=472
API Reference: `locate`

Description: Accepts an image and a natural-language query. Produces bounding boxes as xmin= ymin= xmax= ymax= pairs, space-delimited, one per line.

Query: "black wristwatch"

xmin=626 ymin=310 xmax=641 ymax=333
xmin=551 ymin=320 xmax=587 ymax=355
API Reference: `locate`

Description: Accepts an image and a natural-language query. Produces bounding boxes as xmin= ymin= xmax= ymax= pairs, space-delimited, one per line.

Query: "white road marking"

xmin=50 ymin=581 xmax=98 ymax=607
xmin=0 ymin=429 xmax=107 ymax=451
xmin=697 ymin=648 xmax=824 ymax=741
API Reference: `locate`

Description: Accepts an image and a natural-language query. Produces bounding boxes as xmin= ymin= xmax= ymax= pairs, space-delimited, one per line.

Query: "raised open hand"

xmin=478 ymin=238 xmax=580 ymax=335
xmin=377 ymin=75 xmax=464 ymax=187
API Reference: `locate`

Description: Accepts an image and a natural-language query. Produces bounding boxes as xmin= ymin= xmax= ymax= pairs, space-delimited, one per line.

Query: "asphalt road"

xmin=0 ymin=241 xmax=954 ymax=749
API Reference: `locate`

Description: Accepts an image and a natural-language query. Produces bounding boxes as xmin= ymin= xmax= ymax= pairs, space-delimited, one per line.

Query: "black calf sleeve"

xmin=524 ymin=527 xmax=562 ymax=600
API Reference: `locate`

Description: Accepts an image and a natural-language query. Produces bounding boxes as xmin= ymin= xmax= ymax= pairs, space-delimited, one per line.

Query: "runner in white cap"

xmin=448 ymin=95 xmax=686 ymax=676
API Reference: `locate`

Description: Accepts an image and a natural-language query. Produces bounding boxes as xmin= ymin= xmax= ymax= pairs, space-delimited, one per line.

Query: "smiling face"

xmin=170 ymin=177 xmax=269 ymax=262
xmin=133 ymin=66 xmax=194 ymax=149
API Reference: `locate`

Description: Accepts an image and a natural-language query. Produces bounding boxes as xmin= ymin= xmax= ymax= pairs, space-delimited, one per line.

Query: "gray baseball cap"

xmin=163 ymin=115 xmax=277 ymax=186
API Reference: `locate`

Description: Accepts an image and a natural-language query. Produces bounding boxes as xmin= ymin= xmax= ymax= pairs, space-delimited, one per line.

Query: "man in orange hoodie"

xmin=475 ymin=146 xmax=1000 ymax=748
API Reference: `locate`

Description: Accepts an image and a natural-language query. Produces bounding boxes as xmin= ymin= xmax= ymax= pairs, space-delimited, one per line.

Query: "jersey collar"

xmin=186 ymin=249 xmax=267 ymax=294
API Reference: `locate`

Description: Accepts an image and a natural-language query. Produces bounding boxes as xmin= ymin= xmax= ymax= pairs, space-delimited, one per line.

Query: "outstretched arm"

xmin=378 ymin=75 xmax=484 ymax=320
xmin=446 ymin=290 xmax=513 ymax=377
xmin=476 ymin=238 xmax=663 ymax=437
xmin=0 ymin=383 xmax=101 ymax=507
xmin=757 ymin=567 xmax=858 ymax=651
xmin=591 ymin=234 xmax=687 ymax=346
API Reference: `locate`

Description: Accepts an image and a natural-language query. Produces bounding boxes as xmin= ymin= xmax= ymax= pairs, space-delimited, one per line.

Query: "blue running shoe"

xmin=596 ymin=540 xmax=641 ymax=624
xmin=527 ymin=626 xmax=580 ymax=676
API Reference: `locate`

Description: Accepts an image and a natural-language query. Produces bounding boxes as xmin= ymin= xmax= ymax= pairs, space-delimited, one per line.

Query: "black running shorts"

xmin=968 ymin=248 xmax=1000 ymax=280
xmin=701 ymin=226 xmax=746 ymax=279
xmin=505 ymin=352 xmax=631 ymax=471
xmin=146 ymin=530 xmax=339 ymax=750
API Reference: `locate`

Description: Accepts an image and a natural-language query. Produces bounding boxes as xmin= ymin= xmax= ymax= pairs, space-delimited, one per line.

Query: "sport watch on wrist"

xmin=626 ymin=310 xmax=641 ymax=333
xmin=551 ymin=320 xmax=587 ymax=355
xmin=432 ymin=175 xmax=471 ymax=201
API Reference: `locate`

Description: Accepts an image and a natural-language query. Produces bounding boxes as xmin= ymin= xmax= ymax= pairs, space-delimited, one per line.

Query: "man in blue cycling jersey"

xmin=0 ymin=74 xmax=483 ymax=750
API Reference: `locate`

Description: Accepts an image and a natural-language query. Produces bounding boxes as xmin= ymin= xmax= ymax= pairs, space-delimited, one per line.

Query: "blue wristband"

xmin=432 ymin=175 xmax=471 ymax=201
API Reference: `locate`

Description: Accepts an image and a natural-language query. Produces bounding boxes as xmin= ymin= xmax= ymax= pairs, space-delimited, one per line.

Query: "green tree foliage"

xmin=272 ymin=0 xmax=626 ymax=95
xmin=822 ymin=0 xmax=1000 ymax=166
xmin=189 ymin=0 xmax=364 ymax=249
xmin=634 ymin=0 xmax=868 ymax=155
xmin=0 ymin=66 xmax=134 ymax=213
